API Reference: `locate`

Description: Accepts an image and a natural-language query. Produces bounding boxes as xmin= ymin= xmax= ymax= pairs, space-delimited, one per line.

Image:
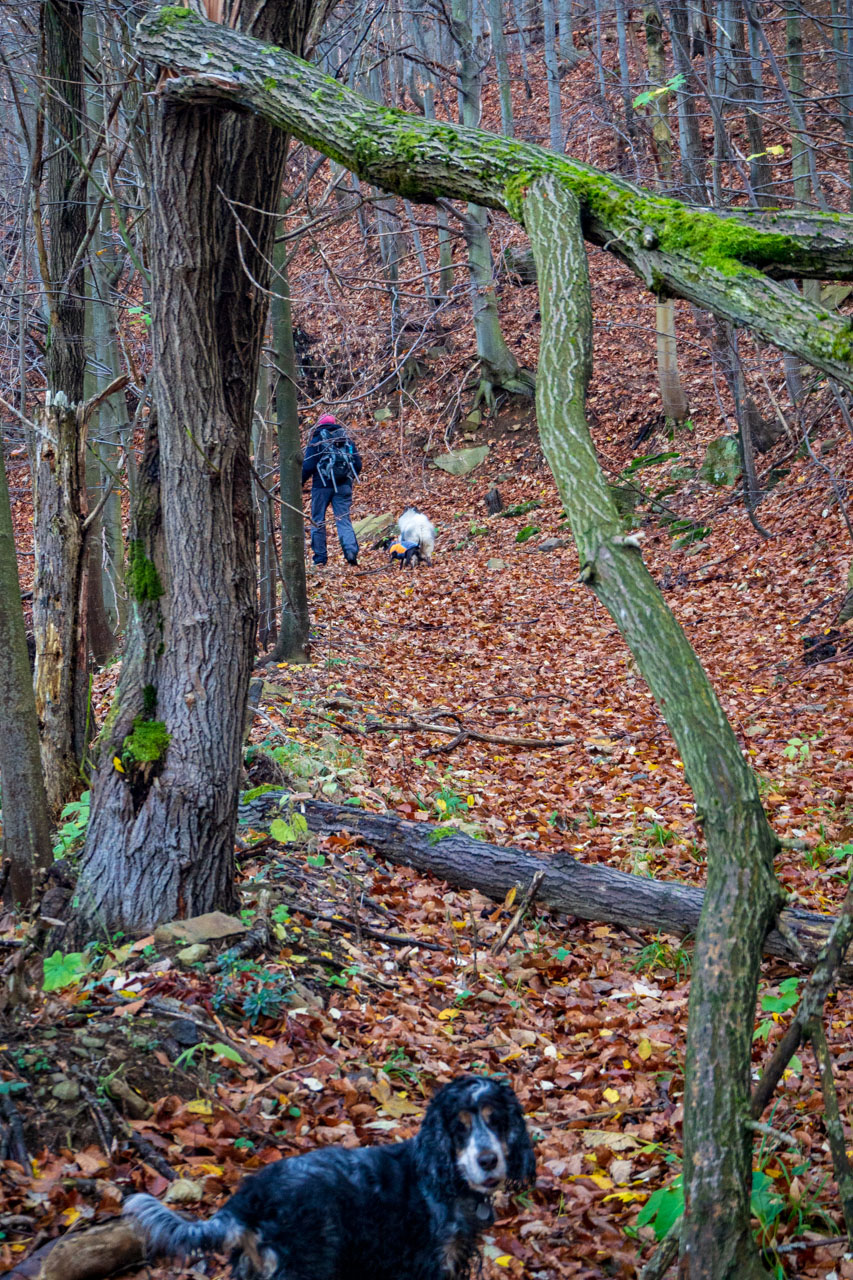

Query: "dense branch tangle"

xmin=135 ymin=8 xmax=853 ymax=389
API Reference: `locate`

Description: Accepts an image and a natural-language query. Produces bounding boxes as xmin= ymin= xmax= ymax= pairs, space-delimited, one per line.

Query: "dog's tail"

xmin=124 ymin=1193 xmax=241 ymax=1259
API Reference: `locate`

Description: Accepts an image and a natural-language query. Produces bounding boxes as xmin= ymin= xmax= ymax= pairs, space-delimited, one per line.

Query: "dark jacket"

xmin=301 ymin=423 xmax=363 ymax=490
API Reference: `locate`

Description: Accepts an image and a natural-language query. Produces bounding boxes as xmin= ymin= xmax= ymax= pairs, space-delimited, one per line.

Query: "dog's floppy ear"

xmin=500 ymin=1084 xmax=536 ymax=1189
xmin=414 ymin=1081 xmax=465 ymax=1194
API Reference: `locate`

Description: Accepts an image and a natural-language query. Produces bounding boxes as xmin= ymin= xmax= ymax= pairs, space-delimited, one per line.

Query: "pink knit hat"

xmin=317 ymin=413 xmax=338 ymax=426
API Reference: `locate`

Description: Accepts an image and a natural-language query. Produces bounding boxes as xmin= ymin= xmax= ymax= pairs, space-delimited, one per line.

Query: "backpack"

xmin=314 ymin=425 xmax=358 ymax=491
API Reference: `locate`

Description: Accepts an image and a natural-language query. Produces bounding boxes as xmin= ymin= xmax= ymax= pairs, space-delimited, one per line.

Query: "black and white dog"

xmin=124 ymin=1075 xmax=534 ymax=1280
xmin=389 ymin=506 xmax=436 ymax=567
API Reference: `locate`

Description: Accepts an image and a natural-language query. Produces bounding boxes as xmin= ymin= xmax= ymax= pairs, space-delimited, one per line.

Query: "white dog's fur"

xmin=398 ymin=507 xmax=436 ymax=564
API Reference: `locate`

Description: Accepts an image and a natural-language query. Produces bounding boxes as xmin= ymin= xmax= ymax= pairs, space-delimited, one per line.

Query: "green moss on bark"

xmin=127 ymin=539 xmax=163 ymax=602
xmin=122 ymin=717 xmax=171 ymax=765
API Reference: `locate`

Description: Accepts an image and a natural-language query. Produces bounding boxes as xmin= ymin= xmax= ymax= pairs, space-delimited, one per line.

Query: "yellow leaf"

xmin=113 ymin=756 xmax=125 ymax=773
xmin=381 ymin=1094 xmax=423 ymax=1118
xmin=495 ymin=1257 xmax=513 ymax=1268
xmin=588 ymin=1172 xmax=614 ymax=1189
xmin=603 ymin=1087 xmax=620 ymax=1104
xmin=504 ymin=886 xmax=517 ymax=909
xmin=438 ymin=1008 xmax=460 ymax=1021
xmin=61 ymin=1207 xmax=82 ymax=1226
xmin=499 ymin=1049 xmax=523 ymax=1062
xmin=638 ymin=1039 xmax=652 ymax=1061
xmin=603 ymin=1190 xmax=648 ymax=1204
xmin=196 ymin=1163 xmax=224 ymax=1176
xmin=186 ymin=1099 xmax=213 ymax=1116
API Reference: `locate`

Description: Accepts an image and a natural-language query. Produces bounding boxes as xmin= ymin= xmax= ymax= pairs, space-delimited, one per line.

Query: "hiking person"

xmin=301 ymin=413 xmax=362 ymax=567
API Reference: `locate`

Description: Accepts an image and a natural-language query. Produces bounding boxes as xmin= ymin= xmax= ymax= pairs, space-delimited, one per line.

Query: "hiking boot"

xmin=309 ymin=561 xmax=327 ymax=574
xmin=345 ymin=554 xmax=358 ymax=567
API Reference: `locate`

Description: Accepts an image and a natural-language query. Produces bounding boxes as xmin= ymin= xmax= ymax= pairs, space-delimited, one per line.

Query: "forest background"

xmin=1 ymin=0 xmax=853 ymax=1277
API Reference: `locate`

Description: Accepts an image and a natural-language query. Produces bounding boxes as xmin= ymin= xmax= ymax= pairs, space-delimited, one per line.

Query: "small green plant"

xmin=433 ymin=784 xmax=468 ymax=816
xmin=383 ymin=1048 xmax=422 ymax=1085
xmin=269 ymin=812 xmax=310 ymax=845
xmin=645 ymin=821 xmax=675 ymax=847
xmin=326 ymin=963 xmax=360 ymax=989
xmin=515 ymin=524 xmax=540 ymax=544
xmin=633 ymin=938 xmax=691 ymax=982
xmin=754 ymin=976 xmax=802 ymax=1046
xmin=127 ymin=305 xmax=152 ymax=327
xmin=173 ymin=1040 xmax=244 ymax=1070
xmin=43 ymin=949 xmax=91 ymax=992
xmin=53 ymin=791 xmax=91 ymax=858
xmin=668 ymin=518 xmax=711 ymax=547
xmin=468 ymin=521 xmax=488 ymax=537
xmin=782 ymin=735 xmax=819 ymax=767
xmin=633 ymin=72 xmax=686 ymax=109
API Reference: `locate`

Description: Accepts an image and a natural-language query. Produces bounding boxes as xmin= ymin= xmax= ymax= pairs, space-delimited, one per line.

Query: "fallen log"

xmin=6 ymin=1219 xmax=145 ymax=1280
xmin=238 ymin=794 xmax=853 ymax=981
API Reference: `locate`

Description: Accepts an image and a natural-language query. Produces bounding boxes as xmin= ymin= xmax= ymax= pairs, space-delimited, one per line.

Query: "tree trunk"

xmin=541 ymin=0 xmax=564 ymax=151
xmin=644 ymin=2 xmax=689 ymax=424
xmin=270 ymin=235 xmax=310 ymax=665
xmin=487 ymin=0 xmax=515 ymax=136
xmin=33 ymin=0 xmax=90 ymax=816
xmin=75 ymin=0 xmax=331 ymax=936
xmin=739 ymin=0 xmax=773 ymax=207
xmin=522 ymin=174 xmax=779 ymax=1279
xmin=135 ymin=9 xmax=853 ymax=392
xmin=450 ymin=0 xmax=533 ymax=400
xmin=0 ymin=438 xmax=52 ymax=904
xmin=253 ymin=388 xmax=278 ymax=652
xmin=238 ymin=792 xmax=853 ymax=982
xmin=668 ymin=1 xmax=709 ymax=201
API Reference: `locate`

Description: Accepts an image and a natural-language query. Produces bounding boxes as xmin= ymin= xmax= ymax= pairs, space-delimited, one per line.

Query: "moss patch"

xmin=127 ymin=540 xmax=163 ymax=602
xmin=122 ymin=718 xmax=171 ymax=766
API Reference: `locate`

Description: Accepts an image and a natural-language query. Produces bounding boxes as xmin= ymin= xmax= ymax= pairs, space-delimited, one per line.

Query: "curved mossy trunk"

xmin=135 ymin=8 xmax=853 ymax=391
xmin=524 ymin=174 xmax=780 ymax=1280
xmin=76 ymin=0 xmax=328 ymax=936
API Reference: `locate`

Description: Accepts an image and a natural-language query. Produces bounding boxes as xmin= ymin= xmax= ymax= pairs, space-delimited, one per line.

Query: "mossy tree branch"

xmin=524 ymin=173 xmax=779 ymax=1280
xmin=135 ymin=8 xmax=853 ymax=389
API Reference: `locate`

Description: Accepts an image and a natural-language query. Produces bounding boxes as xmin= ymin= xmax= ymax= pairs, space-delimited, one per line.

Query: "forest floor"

xmin=3 ymin=35 xmax=853 ymax=1280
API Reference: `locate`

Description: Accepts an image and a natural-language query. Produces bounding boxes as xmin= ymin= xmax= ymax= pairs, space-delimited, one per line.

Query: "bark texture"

xmin=524 ymin=175 xmax=779 ymax=1279
xmin=33 ymin=0 xmax=89 ymax=815
xmin=75 ymin=0 xmax=333 ymax=935
xmin=0 ymin=443 xmax=52 ymax=902
xmin=135 ymin=9 xmax=853 ymax=390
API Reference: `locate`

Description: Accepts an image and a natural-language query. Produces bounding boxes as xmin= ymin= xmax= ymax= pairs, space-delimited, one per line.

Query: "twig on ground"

xmin=808 ymin=1017 xmax=853 ymax=1238
xmin=491 ymin=870 xmax=545 ymax=956
xmin=752 ymin=879 xmax=853 ymax=1117
xmin=363 ymin=714 xmax=576 ymax=752
xmin=146 ymin=995 xmax=267 ymax=1075
xmin=639 ymin=1231 xmax=679 ymax=1280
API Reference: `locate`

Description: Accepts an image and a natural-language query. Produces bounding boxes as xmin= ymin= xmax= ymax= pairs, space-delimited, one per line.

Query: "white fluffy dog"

xmin=395 ymin=507 xmax=436 ymax=566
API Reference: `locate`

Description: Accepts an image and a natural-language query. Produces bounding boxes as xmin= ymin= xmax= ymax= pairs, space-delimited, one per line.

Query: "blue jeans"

xmin=310 ymin=485 xmax=358 ymax=563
